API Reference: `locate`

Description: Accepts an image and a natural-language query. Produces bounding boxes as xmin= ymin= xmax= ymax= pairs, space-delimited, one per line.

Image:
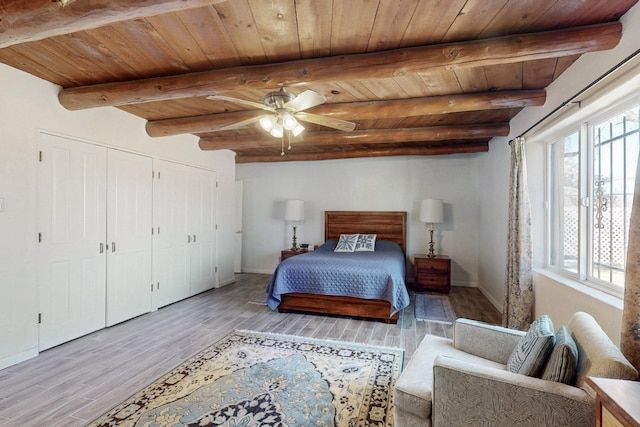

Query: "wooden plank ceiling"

xmin=0 ymin=0 xmax=636 ymax=163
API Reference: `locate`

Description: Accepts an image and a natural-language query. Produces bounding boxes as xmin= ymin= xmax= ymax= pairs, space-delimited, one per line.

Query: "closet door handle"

xmin=188 ymin=235 xmax=191 ymax=243
xmin=112 ymin=242 xmax=116 ymax=252
xmin=99 ymin=243 xmax=104 ymax=253
xmin=193 ymin=234 xmax=197 ymax=243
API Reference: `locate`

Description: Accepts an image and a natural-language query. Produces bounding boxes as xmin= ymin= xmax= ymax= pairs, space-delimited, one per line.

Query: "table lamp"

xmin=285 ymin=199 xmax=305 ymax=250
xmin=420 ymin=198 xmax=443 ymax=258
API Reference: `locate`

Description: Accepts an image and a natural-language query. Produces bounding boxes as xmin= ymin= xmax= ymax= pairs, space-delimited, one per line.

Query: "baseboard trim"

xmin=0 ymin=347 xmax=38 ymax=370
xmin=477 ymin=286 xmax=503 ymax=314
xmin=240 ymin=268 xmax=276 ymax=275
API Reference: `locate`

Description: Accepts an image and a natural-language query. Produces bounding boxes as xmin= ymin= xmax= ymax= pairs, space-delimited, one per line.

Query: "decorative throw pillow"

xmin=355 ymin=234 xmax=377 ymax=251
xmin=334 ymin=234 xmax=359 ymax=252
xmin=541 ymin=326 xmax=578 ymax=385
xmin=507 ymin=314 xmax=555 ymax=377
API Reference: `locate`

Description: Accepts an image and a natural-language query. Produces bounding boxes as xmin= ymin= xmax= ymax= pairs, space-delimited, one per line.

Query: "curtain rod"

xmin=511 ymin=46 xmax=640 ymax=144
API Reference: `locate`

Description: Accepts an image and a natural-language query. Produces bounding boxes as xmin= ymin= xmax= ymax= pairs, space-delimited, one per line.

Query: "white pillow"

xmin=355 ymin=234 xmax=377 ymax=251
xmin=334 ymin=234 xmax=359 ymax=252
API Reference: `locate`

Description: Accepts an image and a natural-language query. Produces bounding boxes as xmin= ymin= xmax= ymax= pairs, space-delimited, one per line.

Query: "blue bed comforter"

xmin=266 ymin=239 xmax=409 ymax=315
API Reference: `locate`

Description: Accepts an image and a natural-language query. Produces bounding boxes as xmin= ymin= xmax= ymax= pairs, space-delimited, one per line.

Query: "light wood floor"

xmin=0 ymin=273 xmax=501 ymax=426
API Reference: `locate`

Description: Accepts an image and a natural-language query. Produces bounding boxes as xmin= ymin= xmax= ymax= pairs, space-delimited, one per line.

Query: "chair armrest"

xmin=432 ymin=355 xmax=594 ymax=427
xmin=453 ymin=318 xmax=525 ymax=364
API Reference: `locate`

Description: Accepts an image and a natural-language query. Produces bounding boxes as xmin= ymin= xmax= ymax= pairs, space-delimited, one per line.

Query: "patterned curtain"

xmin=621 ymin=149 xmax=640 ymax=371
xmin=502 ymin=137 xmax=534 ymax=330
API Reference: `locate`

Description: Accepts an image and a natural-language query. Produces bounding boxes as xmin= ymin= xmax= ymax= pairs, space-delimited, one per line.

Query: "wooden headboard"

xmin=324 ymin=211 xmax=407 ymax=254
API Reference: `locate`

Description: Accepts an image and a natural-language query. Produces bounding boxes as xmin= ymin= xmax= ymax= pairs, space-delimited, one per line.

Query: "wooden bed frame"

xmin=276 ymin=211 xmax=407 ymax=324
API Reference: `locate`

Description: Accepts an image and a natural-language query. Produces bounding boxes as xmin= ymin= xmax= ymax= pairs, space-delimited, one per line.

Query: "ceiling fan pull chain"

xmin=288 ymin=132 xmax=292 ymax=150
xmin=281 ymin=135 xmax=285 ymax=156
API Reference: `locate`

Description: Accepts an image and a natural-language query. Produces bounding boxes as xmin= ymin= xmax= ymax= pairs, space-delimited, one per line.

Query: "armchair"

xmin=394 ymin=312 xmax=639 ymax=426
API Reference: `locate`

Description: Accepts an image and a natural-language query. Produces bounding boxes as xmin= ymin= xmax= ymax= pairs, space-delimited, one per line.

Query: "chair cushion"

xmin=567 ymin=312 xmax=639 ymax=392
xmin=507 ymin=314 xmax=555 ymax=377
xmin=541 ymin=326 xmax=578 ymax=385
xmin=394 ymin=334 xmax=505 ymax=420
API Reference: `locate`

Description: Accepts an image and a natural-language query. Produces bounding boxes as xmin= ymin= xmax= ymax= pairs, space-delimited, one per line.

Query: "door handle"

xmin=193 ymin=234 xmax=196 ymax=243
xmin=112 ymin=242 xmax=116 ymax=252
xmin=188 ymin=235 xmax=191 ymax=243
xmin=99 ymin=242 xmax=104 ymax=253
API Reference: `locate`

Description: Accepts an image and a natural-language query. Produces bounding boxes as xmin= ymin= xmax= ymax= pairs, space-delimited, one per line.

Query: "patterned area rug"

xmin=414 ymin=294 xmax=457 ymax=323
xmin=88 ymin=330 xmax=403 ymax=426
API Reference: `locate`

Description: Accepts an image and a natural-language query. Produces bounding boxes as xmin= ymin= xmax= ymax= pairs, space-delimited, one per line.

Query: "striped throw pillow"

xmin=541 ymin=326 xmax=578 ymax=385
xmin=507 ymin=315 xmax=555 ymax=377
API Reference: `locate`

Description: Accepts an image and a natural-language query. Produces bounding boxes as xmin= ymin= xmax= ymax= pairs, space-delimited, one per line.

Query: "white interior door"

xmin=234 ymin=181 xmax=243 ymax=273
xmin=152 ymin=160 xmax=190 ymax=309
xmin=106 ymin=150 xmax=153 ymax=326
xmin=37 ymin=134 xmax=107 ymax=350
xmin=188 ymin=168 xmax=218 ymax=295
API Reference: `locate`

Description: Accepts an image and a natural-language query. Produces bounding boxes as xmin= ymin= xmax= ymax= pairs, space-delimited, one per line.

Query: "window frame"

xmin=543 ymin=96 xmax=640 ymax=299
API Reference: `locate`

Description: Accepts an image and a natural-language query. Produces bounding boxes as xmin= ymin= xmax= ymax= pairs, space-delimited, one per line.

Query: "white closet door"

xmin=37 ymin=134 xmax=107 ymax=351
xmin=189 ymin=168 xmax=218 ymax=295
xmin=152 ymin=160 xmax=190 ymax=309
xmin=106 ymin=150 xmax=153 ymax=326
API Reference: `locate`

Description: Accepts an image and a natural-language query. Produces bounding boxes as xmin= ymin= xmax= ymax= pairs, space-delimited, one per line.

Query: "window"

xmin=547 ymin=104 xmax=639 ymax=292
xmin=549 ymin=131 xmax=580 ymax=275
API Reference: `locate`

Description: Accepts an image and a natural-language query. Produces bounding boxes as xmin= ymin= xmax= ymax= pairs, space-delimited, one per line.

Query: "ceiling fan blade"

xmin=294 ymin=112 xmax=356 ymax=132
xmin=217 ymin=114 xmax=268 ymax=131
xmin=285 ymin=90 xmax=326 ymax=112
xmin=207 ymin=95 xmax=271 ymax=112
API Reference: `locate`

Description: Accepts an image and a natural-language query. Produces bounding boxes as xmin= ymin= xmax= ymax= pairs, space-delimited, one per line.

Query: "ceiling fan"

xmin=207 ymin=88 xmax=356 ymax=138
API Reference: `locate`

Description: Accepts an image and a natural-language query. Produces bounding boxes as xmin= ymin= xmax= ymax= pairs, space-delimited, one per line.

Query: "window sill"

xmin=534 ymin=268 xmax=623 ymax=311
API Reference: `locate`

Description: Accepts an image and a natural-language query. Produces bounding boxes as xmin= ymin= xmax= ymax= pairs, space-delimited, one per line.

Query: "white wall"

xmin=478 ymin=2 xmax=640 ymax=339
xmin=475 ymin=138 xmax=510 ymax=311
xmin=0 ymin=63 xmax=236 ymax=369
xmin=236 ymin=155 xmax=481 ymax=288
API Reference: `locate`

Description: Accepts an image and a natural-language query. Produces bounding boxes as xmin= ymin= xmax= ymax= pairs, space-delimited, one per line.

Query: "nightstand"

xmin=586 ymin=377 xmax=640 ymax=426
xmin=281 ymin=249 xmax=307 ymax=262
xmin=413 ymin=254 xmax=451 ymax=293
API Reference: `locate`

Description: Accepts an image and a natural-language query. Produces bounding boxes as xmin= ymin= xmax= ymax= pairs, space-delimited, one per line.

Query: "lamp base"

xmin=290 ymin=225 xmax=298 ymax=251
xmin=428 ymin=227 xmax=436 ymax=258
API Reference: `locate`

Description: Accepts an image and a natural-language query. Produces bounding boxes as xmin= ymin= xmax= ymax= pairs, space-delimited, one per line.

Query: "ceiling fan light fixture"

xmin=270 ymin=123 xmax=284 ymax=138
xmin=259 ymin=115 xmax=276 ymax=132
xmin=208 ymin=87 xmax=354 ymax=139
xmin=281 ymin=112 xmax=297 ymax=131
xmin=292 ymin=123 xmax=305 ymax=137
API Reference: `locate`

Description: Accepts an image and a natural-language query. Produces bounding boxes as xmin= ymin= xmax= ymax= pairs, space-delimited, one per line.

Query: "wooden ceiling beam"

xmin=59 ymin=22 xmax=620 ymax=110
xmin=198 ymin=124 xmax=509 ymax=150
xmin=147 ymin=110 xmax=259 ymax=137
xmin=234 ymin=143 xmax=490 ymax=163
xmin=0 ymin=0 xmax=225 ymax=49
xmin=146 ymin=90 xmax=543 ymax=137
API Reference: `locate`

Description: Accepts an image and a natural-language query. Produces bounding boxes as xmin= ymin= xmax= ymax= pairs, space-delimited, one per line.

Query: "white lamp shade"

xmin=285 ymin=199 xmax=305 ymax=221
xmin=292 ymin=122 xmax=305 ymax=137
xmin=259 ymin=115 xmax=275 ymax=132
xmin=282 ymin=112 xmax=297 ymax=130
xmin=269 ymin=122 xmax=284 ymax=138
xmin=420 ymin=199 xmax=443 ymax=223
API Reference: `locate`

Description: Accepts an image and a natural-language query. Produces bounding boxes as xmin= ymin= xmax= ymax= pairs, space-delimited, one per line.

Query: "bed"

xmin=266 ymin=211 xmax=410 ymax=323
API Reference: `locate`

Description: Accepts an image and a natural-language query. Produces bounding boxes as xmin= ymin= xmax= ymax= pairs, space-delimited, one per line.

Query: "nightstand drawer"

xmin=413 ymin=255 xmax=451 ymax=293
xmin=415 ymin=273 xmax=449 ymax=287
xmin=415 ymin=260 xmax=449 ymax=275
